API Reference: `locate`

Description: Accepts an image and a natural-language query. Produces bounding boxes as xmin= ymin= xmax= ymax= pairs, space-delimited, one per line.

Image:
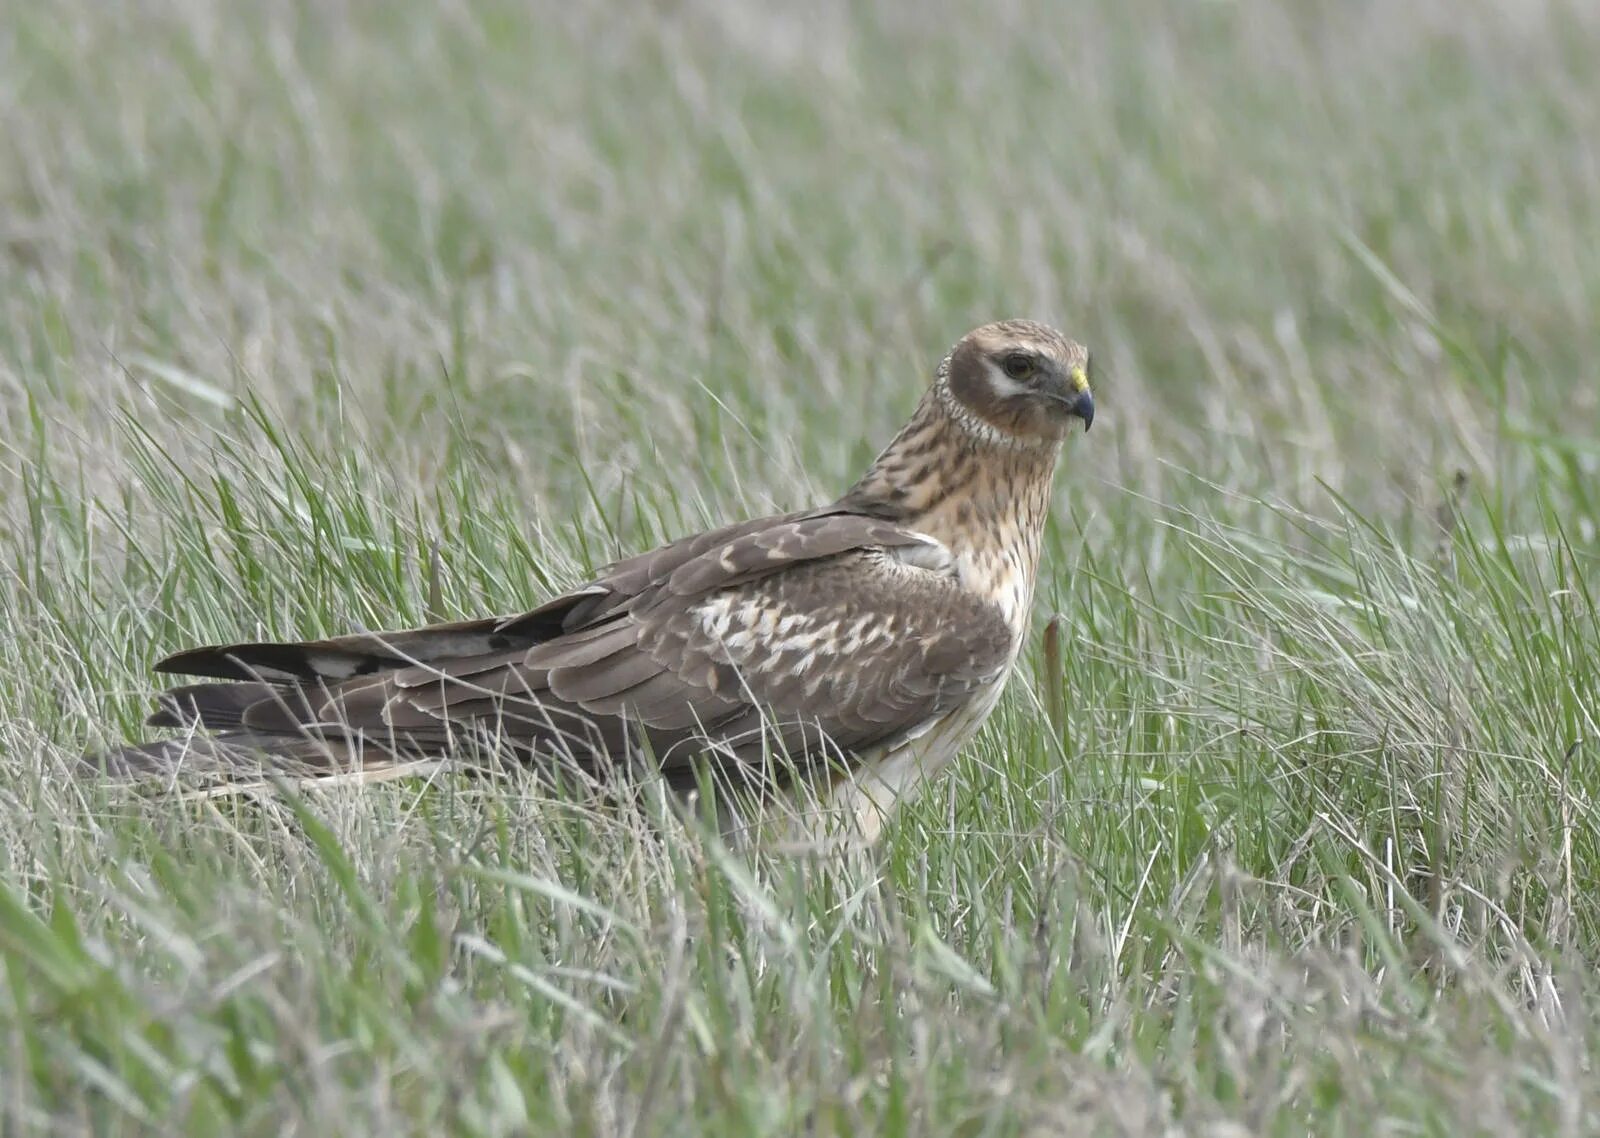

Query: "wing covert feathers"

xmin=102 ymin=498 xmax=1011 ymax=794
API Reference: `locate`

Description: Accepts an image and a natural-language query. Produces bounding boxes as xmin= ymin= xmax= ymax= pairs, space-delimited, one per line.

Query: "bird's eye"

xmin=1001 ymin=353 xmax=1033 ymax=380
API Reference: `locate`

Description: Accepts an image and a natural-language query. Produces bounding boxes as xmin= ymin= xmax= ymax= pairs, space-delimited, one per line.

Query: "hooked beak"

xmin=1067 ymin=388 xmax=1094 ymax=431
xmin=1064 ymin=364 xmax=1094 ymax=432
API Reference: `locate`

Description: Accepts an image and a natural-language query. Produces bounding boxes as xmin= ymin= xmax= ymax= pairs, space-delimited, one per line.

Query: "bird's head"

xmin=943 ymin=320 xmax=1095 ymax=445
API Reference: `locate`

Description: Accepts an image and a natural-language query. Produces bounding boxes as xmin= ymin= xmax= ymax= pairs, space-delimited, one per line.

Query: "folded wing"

xmin=127 ymin=509 xmax=1013 ymax=788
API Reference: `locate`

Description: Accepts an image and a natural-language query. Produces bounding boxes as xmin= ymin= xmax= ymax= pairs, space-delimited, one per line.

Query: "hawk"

xmin=91 ymin=320 xmax=1095 ymax=841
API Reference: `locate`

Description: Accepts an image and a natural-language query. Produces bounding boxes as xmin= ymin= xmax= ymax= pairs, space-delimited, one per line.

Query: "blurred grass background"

xmin=2 ymin=0 xmax=1599 ymax=1133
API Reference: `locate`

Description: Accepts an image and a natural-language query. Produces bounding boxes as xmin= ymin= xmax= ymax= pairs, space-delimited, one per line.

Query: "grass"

xmin=2 ymin=0 xmax=1599 ymax=1132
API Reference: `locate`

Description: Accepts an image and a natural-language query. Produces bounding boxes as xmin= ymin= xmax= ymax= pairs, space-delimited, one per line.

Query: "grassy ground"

xmin=2 ymin=0 xmax=1599 ymax=1132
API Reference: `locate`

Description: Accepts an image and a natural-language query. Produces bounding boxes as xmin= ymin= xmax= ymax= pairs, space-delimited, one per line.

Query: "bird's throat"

xmin=837 ymin=386 xmax=1062 ymax=626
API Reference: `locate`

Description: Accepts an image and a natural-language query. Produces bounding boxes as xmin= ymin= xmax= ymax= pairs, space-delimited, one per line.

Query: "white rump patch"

xmin=238 ymin=664 xmax=310 ymax=683
xmin=302 ymin=653 xmax=365 ymax=679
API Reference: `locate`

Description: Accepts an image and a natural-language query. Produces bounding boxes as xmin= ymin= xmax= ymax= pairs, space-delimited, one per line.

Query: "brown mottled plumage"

xmin=90 ymin=320 xmax=1094 ymax=839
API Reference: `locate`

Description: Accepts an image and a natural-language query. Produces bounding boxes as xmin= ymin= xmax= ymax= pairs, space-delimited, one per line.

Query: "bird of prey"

xmin=93 ymin=320 xmax=1094 ymax=841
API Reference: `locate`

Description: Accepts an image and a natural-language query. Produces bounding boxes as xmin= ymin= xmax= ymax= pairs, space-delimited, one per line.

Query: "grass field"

xmin=3 ymin=0 xmax=1599 ymax=1132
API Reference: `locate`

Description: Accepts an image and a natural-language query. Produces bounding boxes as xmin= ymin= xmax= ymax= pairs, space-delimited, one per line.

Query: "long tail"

xmin=82 ymin=613 xmax=545 ymax=793
xmin=81 ymin=731 xmax=452 ymax=796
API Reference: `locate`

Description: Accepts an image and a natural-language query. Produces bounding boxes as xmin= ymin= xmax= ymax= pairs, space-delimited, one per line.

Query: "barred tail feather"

xmin=79 ymin=731 xmax=445 ymax=795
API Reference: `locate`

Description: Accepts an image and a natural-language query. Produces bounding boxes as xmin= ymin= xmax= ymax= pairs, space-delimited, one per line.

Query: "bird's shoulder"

xmin=151 ymin=505 xmax=957 ymax=683
xmin=503 ymin=505 xmax=954 ymax=637
xmin=648 ymin=542 xmax=1012 ymax=682
xmin=507 ymin=508 xmax=1014 ymax=729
